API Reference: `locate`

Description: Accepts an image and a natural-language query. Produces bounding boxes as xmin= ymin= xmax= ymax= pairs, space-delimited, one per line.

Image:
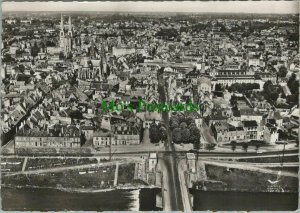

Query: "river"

xmin=1 ymin=187 xmax=162 ymax=211
xmin=191 ymin=190 xmax=298 ymax=211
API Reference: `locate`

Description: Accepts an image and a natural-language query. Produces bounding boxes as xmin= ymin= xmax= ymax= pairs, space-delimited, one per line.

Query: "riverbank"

xmin=1 ymin=162 xmax=159 ymax=190
xmin=192 ymin=163 xmax=298 ymax=193
xmin=1 ymin=183 xmax=159 ymax=193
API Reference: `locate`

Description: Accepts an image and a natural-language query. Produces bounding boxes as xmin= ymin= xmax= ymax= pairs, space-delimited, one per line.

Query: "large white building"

xmin=59 ymin=15 xmax=73 ymax=57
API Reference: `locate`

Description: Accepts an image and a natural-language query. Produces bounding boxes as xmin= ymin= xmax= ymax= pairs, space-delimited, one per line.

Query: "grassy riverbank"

xmin=193 ymin=164 xmax=298 ymax=193
xmin=1 ymin=163 xmax=148 ymax=190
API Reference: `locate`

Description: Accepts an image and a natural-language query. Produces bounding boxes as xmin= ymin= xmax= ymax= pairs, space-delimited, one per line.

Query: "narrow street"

xmin=201 ymin=121 xmax=216 ymax=144
xmin=158 ymin=74 xmax=184 ymax=211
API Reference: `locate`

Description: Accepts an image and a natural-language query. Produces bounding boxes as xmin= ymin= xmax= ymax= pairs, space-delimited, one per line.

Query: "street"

xmin=158 ymin=74 xmax=184 ymax=211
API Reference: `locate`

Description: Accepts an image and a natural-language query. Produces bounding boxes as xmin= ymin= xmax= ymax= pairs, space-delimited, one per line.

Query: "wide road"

xmin=158 ymin=74 xmax=184 ymax=211
xmin=2 ymin=148 xmax=298 ymax=158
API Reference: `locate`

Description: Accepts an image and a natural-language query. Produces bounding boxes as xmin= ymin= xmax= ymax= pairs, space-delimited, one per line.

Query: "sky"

xmin=2 ymin=1 xmax=299 ymax=14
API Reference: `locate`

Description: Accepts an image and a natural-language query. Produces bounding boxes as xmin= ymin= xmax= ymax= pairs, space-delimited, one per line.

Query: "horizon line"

xmin=3 ymin=11 xmax=299 ymax=15
xmin=2 ymin=1 xmax=299 ymax=14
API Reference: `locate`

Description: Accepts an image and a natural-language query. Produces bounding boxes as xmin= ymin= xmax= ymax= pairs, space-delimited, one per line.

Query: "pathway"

xmin=113 ymin=162 xmax=119 ymax=186
xmin=21 ymin=157 xmax=28 ymax=172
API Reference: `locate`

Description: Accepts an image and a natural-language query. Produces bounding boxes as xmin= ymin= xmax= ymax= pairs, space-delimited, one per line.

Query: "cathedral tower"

xmin=59 ymin=14 xmax=65 ymax=49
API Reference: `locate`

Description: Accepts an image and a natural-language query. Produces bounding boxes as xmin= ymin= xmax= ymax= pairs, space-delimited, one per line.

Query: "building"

xmin=211 ymin=121 xmax=245 ymax=143
xmin=78 ymin=57 xmax=105 ymax=81
xmin=242 ymin=120 xmax=258 ymax=141
xmin=15 ymin=126 xmax=81 ymax=149
xmin=197 ymin=76 xmax=211 ymax=94
xmin=59 ymin=15 xmax=73 ymax=57
xmin=81 ymin=125 xmax=94 ymax=140
xmin=186 ymin=153 xmax=196 ymax=173
xmin=141 ymin=112 xmax=162 ymax=128
xmin=93 ymin=124 xmax=140 ymax=147
xmin=148 ymin=153 xmax=158 ymax=172
xmin=93 ymin=131 xmax=114 ymax=147
xmin=264 ymin=123 xmax=279 ymax=145
xmin=114 ymin=125 xmax=140 ymax=145
xmin=240 ymin=109 xmax=263 ymax=125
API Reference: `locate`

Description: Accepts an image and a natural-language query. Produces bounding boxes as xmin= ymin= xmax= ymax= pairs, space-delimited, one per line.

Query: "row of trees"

xmin=149 ymin=122 xmax=167 ymax=143
xmin=155 ymin=28 xmax=179 ymax=39
xmin=286 ymin=73 xmax=299 ymax=105
xmin=230 ymin=141 xmax=262 ymax=152
xmin=263 ymin=80 xmax=281 ymax=102
xmin=277 ymin=66 xmax=288 ymax=78
xmin=170 ymin=114 xmax=201 ymax=149
xmin=228 ymin=83 xmax=260 ymax=93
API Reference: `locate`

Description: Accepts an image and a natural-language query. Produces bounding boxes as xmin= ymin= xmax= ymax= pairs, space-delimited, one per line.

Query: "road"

xmin=200 ymin=121 xmax=216 ymax=144
xmin=3 ymin=159 xmax=131 ymax=177
xmin=2 ymin=148 xmax=298 ymax=159
xmin=158 ymin=74 xmax=184 ymax=211
xmin=178 ymin=158 xmax=193 ymax=211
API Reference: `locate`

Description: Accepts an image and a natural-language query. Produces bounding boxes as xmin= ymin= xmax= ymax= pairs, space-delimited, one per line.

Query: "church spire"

xmin=68 ymin=16 xmax=72 ymax=31
xmin=60 ymin=14 xmax=64 ymax=31
xmin=68 ymin=16 xmax=72 ymax=37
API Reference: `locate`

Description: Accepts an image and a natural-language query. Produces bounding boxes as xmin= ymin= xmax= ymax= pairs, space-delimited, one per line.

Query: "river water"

xmin=1 ymin=187 xmax=162 ymax=211
xmin=2 ymin=187 xmax=298 ymax=211
xmin=191 ymin=190 xmax=298 ymax=211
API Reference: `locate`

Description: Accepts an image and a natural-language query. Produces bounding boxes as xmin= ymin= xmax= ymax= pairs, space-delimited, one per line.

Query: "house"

xmin=186 ymin=153 xmax=196 ymax=173
xmin=197 ymin=76 xmax=211 ymax=94
xmin=264 ymin=123 xmax=279 ymax=145
xmin=138 ymin=111 xmax=162 ymax=128
xmin=211 ymin=121 xmax=245 ymax=143
xmin=240 ymin=109 xmax=263 ymax=125
xmin=15 ymin=126 xmax=81 ymax=149
xmin=148 ymin=153 xmax=158 ymax=172
xmin=113 ymin=124 xmax=140 ymax=145
xmin=242 ymin=120 xmax=258 ymax=141
xmin=93 ymin=131 xmax=114 ymax=147
xmin=81 ymin=125 xmax=94 ymax=140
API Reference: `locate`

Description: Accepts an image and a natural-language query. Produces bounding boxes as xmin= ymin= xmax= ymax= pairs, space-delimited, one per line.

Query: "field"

xmin=1 ymin=162 xmax=141 ymax=190
xmin=25 ymin=158 xmax=98 ymax=171
xmin=203 ymin=164 xmax=298 ymax=193
xmin=236 ymin=155 xmax=298 ymax=163
xmin=1 ymin=158 xmax=24 ymax=173
xmin=2 ymin=165 xmax=115 ymax=189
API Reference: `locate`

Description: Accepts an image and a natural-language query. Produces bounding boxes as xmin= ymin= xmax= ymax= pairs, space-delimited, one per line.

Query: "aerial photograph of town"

xmin=0 ymin=1 xmax=299 ymax=211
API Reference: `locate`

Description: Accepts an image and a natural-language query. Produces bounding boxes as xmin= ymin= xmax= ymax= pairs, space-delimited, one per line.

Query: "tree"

xmin=81 ymin=133 xmax=87 ymax=146
xmin=185 ymin=116 xmax=195 ymax=126
xmin=70 ymin=110 xmax=84 ymax=119
xmin=181 ymin=128 xmax=190 ymax=144
xmin=31 ymin=42 xmax=39 ymax=57
xmin=18 ymin=64 xmax=25 ymax=73
xmin=255 ymin=143 xmax=261 ymax=151
xmin=278 ymin=66 xmax=287 ymax=78
xmin=263 ymin=80 xmax=280 ymax=102
xmin=242 ymin=142 xmax=248 ymax=152
xmin=159 ymin=126 xmax=167 ymax=141
xmin=170 ymin=116 xmax=179 ymax=130
xmin=2 ymin=53 xmax=13 ymax=63
xmin=206 ymin=143 xmax=216 ymax=152
xmin=59 ymin=51 xmax=65 ymax=60
xmin=180 ymin=122 xmax=188 ymax=129
xmin=177 ymin=114 xmax=185 ymax=124
xmin=172 ymin=128 xmax=182 ymax=144
xmin=170 ymin=119 xmax=179 ymax=130
xmin=215 ymin=84 xmax=223 ymax=91
xmin=194 ymin=133 xmax=201 ymax=150
xmin=128 ymin=77 xmax=137 ymax=89
xmin=231 ymin=141 xmax=237 ymax=152
xmin=149 ymin=122 xmax=161 ymax=143
xmin=287 ymin=73 xmax=299 ymax=94
xmin=189 ymin=126 xmax=200 ymax=144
